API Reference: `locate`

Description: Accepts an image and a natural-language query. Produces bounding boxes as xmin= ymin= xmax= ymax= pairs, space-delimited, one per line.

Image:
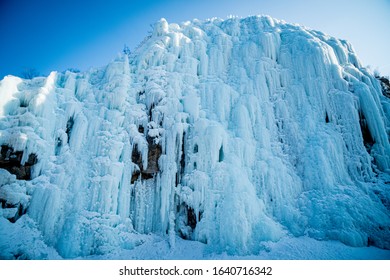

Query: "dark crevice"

xmin=19 ymin=98 xmax=28 ymax=108
xmin=148 ymin=104 xmax=155 ymax=122
xmin=0 ymin=198 xmax=27 ymax=223
xmin=175 ymin=133 xmax=186 ymax=187
xmin=358 ymin=111 xmax=375 ymax=152
xmin=9 ymin=204 xmax=27 ymax=223
xmin=187 ymin=207 xmax=197 ymax=230
xmin=368 ymin=237 xmax=375 ymax=247
xmin=180 ymin=133 xmax=186 ymax=176
xmin=13 ymin=253 xmax=28 ymax=260
xmin=178 ymin=203 xmax=200 ymax=240
xmin=66 ymin=116 xmax=74 ymax=143
xmin=276 ymin=119 xmax=284 ymax=131
xmin=325 ymin=111 xmax=330 ymax=123
xmin=175 ymin=173 xmax=179 ymax=187
xmin=0 ymin=198 xmax=12 ymax=208
xmin=55 ymin=137 xmax=62 ymax=156
xmin=0 ymin=145 xmax=37 ymax=180
xmin=130 ymin=138 xmax=162 ymax=184
xmin=218 ymin=145 xmax=224 ymax=162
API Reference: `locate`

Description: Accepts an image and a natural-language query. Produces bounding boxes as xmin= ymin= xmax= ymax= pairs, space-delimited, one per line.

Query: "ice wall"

xmin=0 ymin=16 xmax=389 ymax=259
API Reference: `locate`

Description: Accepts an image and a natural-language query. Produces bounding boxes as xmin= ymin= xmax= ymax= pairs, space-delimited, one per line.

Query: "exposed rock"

xmin=377 ymin=76 xmax=390 ymax=98
xmin=0 ymin=145 xmax=37 ymax=180
xmin=131 ymin=144 xmax=143 ymax=169
xmin=131 ymin=137 xmax=162 ymax=183
xmin=144 ymin=136 xmax=162 ymax=174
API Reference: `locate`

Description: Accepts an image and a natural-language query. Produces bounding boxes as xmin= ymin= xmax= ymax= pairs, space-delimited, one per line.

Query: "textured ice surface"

xmin=0 ymin=16 xmax=389 ymax=259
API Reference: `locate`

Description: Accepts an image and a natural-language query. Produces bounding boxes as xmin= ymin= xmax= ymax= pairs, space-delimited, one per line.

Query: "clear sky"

xmin=1 ymin=0 xmax=389 ymax=79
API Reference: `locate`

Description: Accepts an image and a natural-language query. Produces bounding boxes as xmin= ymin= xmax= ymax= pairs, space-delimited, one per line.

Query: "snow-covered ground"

xmin=110 ymin=236 xmax=390 ymax=260
xmin=1 ymin=215 xmax=389 ymax=260
xmin=0 ymin=15 xmax=389 ymax=260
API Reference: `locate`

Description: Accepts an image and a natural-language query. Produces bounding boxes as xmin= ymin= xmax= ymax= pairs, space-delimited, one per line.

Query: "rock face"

xmin=0 ymin=145 xmax=37 ymax=180
xmin=377 ymin=76 xmax=390 ymax=98
xmin=0 ymin=145 xmax=36 ymax=223
xmin=0 ymin=16 xmax=390 ymax=259
xmin=131 ymin=136 xmax=162 ymax=183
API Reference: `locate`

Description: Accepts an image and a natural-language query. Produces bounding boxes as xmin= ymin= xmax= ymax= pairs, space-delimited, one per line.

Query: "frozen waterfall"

xmin=0 ymin=16 xmax=389 ymax=259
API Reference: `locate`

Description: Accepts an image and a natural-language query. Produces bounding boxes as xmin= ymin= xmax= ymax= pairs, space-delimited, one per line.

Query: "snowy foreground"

xmin=0 ymin=16 xmax=389 ymax=260
xmin=1 ymin=216 xmax=390 ymax=260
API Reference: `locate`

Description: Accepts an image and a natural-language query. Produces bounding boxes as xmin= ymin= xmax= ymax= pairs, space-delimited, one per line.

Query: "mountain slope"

xmin=0 ymin=16 xmax=389 ymax=259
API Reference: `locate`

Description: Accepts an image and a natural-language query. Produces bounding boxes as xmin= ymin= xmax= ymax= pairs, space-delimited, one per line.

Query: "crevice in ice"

xmin=187 ymin=206 xmax=197 ymax=230
xmin=131 ymin=144 xmax=143 ymax=183
xmin=177 ymin=202 xmax=202 ymax=240
xmin=138 ymin=125 xmax=145 ymax=134
xmin=55 ymin=137 xmax=62 ymax=156
xmin=358 ymin=111 xmax=375 ymax=152
xmin=325 ymin=111 xmax=330 ymax=123
xmin=218 ymin=145 xmax=224 ymax=162
xmin=0 ymin=197 xmax=28 ymax=223
xmin=180 ymin=133 xmax=186 ymax=175
xmin=65 ymin=116 xmax=74 ymax=143
xmin=148 ymin=103 xmax=155 ymax=122
xmin=19 ymin=98 xmax=29 ymax=108
xmin=0 ymin=145 xmax=38 ymax=180
xmin=175 ymin=132 xmax=186 ymax=186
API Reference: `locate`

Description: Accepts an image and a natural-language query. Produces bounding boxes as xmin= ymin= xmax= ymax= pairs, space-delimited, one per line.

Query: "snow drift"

xmin=0 ymin=16 xmax=389 ymax=259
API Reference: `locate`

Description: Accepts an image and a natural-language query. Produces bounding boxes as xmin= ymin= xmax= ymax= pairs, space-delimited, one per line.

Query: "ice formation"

xmin=1 ymin=16 xmax=390 ymax=259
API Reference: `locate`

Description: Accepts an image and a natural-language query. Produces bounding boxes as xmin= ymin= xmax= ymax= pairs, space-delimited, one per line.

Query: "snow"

xmin=0 ymin=215 xmax=62 ymax=260
xmin=85 ymin=235 xmax=390 ymax=260
xmin=2 ymin=214 xmax=389 ymax=260
xmin=0 ymin=16 xmax=389 ymax=259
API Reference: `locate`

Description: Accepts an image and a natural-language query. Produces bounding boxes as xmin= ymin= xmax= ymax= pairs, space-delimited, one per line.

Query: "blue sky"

xmin=1 ymin=0 xmax=390 ymax=78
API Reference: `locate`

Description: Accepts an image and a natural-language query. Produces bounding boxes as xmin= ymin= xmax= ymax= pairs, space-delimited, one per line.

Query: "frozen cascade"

xmin=0 ymin=16 xmax=390 ymax=259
